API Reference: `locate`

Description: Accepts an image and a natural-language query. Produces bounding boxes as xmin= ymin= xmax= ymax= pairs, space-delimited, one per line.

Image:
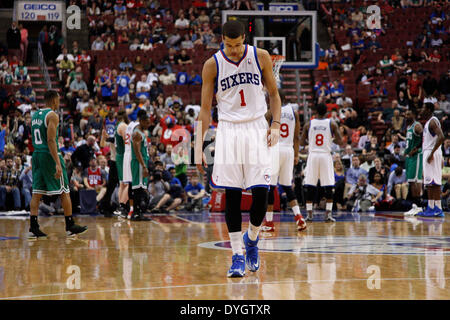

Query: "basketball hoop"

xmin=271 ymin=55 xmax=285 ymax=83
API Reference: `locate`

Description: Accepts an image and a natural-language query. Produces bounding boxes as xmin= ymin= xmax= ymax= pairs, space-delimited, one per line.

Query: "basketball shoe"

xmin=295 ymin=214 xmax=307 ymax=231
xmin=66 ymin=224 xmax=88 ymax=237
xmin=243 ymin=231 xmax=260 ymax=272
xmin=28 ymin=227 xmax=47 ymax=240
xmin=404 ymin=204 xmax=423 ymax=216
xmin=325 ymin=212 xmax=336 ymax=222
xmin=261 ymin=221 xmax=275 ymax=232
xmin=433 ymin=207 xmax=444 ymax=218
xmin=417 ymin=205 xmax=435 ymax=217
xmin=227 ymin=254 xmax=245 ymax=278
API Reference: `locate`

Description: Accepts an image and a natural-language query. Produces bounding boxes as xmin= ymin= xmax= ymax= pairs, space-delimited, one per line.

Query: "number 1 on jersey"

xmin=239 ymin=89 xmax=246 ymax=107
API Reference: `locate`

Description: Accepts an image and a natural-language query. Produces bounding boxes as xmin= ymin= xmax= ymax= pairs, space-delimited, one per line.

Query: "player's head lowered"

xmin=137 ymin=109 xmax=150 ymax=129
xmin=44 ymin=90 xmax=60 ymax=110
xmin=222 ymin=20 xmax=246 ymax=59
xmin=420 ymin=102 xmax=434 ymax=119
xmin=315 ymin=103 xmax=327 ymax=117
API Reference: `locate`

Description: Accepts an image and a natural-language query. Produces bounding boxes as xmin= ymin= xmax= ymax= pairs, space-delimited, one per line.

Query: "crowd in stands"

xmin=0 ymin=0 xmax=449 ymax=214
xmin=311 ymin=0 xmax=450 ymax=212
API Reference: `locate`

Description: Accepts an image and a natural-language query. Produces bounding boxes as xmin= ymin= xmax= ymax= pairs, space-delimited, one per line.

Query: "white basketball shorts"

xmin=123 ymin=151 xmax=132 ymax=183
xmin=304 ymin=152 xmax=335 ymax=187
xmin=212 ymin=116 xmax=271 ymax=190
xmin=271 ymin=145 xmax=294 ymax=186
xmin=423 ymin=149 xmax=443 ymax=186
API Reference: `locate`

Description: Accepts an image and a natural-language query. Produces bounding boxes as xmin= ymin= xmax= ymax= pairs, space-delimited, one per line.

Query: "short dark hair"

xmin=137 ymin=109 xmax=148 ymax=120
xmin=424 ymin=102 xmax=434 ymax=113
xmin=44 ymin=90 xmax=59 ymax=105
xmin=316 ymin=103 xmax=327 ymax=116
xmin=222 ymin=20 xmax=245 ymax=39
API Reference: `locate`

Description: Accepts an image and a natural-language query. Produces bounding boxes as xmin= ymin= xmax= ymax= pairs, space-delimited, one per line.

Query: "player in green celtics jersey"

xmin=130 ymin=110 xmax=151 ymax=221
xmin=113 ymin=110 xmax=130 ymax=217
xmin=29 ymin=90 xmax=87 ymax=239
xmin=404 ymin=108 xmax=424 ymax=216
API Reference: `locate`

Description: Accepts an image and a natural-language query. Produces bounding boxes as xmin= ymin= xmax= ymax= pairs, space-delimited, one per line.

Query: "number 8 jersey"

xmin=213 ymin=44 xmax=268 ymax=123
xmin=308 ymin=118 xmax=332 ymax=153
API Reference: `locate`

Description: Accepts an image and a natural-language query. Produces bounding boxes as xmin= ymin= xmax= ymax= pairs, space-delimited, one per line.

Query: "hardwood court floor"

xmin=0 ymin=211 xmax=448 ymax=300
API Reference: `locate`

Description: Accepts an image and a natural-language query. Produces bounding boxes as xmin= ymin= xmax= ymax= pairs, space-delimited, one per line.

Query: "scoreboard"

xmin=16 ymin=1 xmax=63 ymax=22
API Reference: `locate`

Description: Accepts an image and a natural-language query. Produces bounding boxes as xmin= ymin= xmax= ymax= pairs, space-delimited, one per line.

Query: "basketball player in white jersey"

xmin=196 ymin=20 xmax=281 ymax=277
xmin=300 ymin=103 xmax=343 ymax=222
xmin=262 ymin=90 xmax=306 ymax=232
xmin=418 ymin=103 xmax=445 ymax=217
xmin=123 ymin=117 xmax=139 ymax=219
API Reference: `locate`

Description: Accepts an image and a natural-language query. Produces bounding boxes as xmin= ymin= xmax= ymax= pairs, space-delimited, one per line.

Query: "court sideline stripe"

xmin=1 ymin=277 xmax=449 ymax=300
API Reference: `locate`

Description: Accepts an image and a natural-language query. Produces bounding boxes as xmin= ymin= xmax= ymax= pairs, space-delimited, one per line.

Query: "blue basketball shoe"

xmin=227 ymin=254 xmax=245 ymax=278
xmin=418 ymin=205 xmax=436 ymax=217
xmin=433 ymin=207 xmax=444 ymax=217
xmin=243 ymin=231 xmax=260 ymax=272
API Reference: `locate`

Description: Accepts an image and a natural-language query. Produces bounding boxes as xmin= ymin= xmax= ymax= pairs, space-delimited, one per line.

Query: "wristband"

xmin=272 ymin=120 xmax=280 ymax=125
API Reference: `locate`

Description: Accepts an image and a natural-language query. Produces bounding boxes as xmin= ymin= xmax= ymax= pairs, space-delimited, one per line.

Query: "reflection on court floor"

xmin=0 ymin=211 xmax=448 ymax=300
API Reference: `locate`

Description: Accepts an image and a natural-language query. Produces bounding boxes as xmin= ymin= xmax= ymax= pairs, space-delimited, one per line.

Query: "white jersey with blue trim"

xmin=308 ymin=118 xmax=333 ymax=153
xmin=279 ymin=104 xmax=296 ymax=147
xmin=423 ymin=116 xmax=442 ymax=153
xmin=213 ymin=45 xmax=268 ymax=122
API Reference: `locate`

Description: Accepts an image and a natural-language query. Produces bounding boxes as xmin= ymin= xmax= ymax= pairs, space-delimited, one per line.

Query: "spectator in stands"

xmin=104 ymin=36 xmax=116 ymax=50
xmin=369 ymin=157 xmax=387 ymax=183
xmin=99 ymin=71 xmax=113 ymax=101
xmin=346 ymin=174 xmax=382 ymax=212
xmin=391 ymin=109 xmax=405 ymax=132
xmin=72 ymin=136 xmax=97 ymax=170
xmin=118 ymin=31 xmax=129 ymax=44
xmin=159 ymin=68 xmax=176 ymax=85
xmin=149 ymin=81 xmax=163 ymax=102
xmin=175 ymin=12 xmax=190 ymax=29
xmin=57 ymin=55 xmax=75 ymax=82
xmin=15 ymin=80 xmax=35 ymax=104
xmin=397 ymin=91 xmax=410 ymax=110
xmin=13 ymin=68 xmax=30 ymax=85
xmin=19 ymin=163 xmax=32 ymax=210
xmin=430 ymin=33 xmax=443 ymax=48
xmin=416 ymin=29 xmax=430 ymax=48
xmin=387 ymin=166 xmax=408 ymax=200
xmin=345 ymin=155 xmax=368 ymax=195
xmin=116 ymin=70 xmax=133 ymax=103
xmin=379 ymin=54 xmax=394 ymax=75
xmin=129 ymin=38 xmax=141 ymax=51
xmin=407 ymin=72 xmax=423 ymax=100
xmin=356 ymin=68 xmax=372 ymax=85
xmin=387 ymin=133 xmax=406 ymax=153
xmin=330 ymin=80 xmax=344 ymax=100
xmin=438 ymin=93 xmax=450 ymax=115
xmin=146 ymin=67 xmax=159 ymax=86
xmin=141 ymin=38 xmax=153 ymax=51
xmin=404 ymin=48 xmax=418 ymax=63
xmin=0 ymin=156 xmax=21 ymax=211
xmin=316 ymin=84 xmax=330 ymax=103
xmin=176 ymin=49 xmax=193 ymax=66
xmin=68 ymin=73 xmax=88 ymax=100
xmin=358 ymin=128 xmax=372 ymax=149
xmin=185 ymin=174 xmax=206 ymax=212
xmin=91 ymin=36 xmax=105 ymax=51
xmin=136 ymin=74 xmax=151 ymax=96
xmin=114 ymin=13 xmax=128 ymax=32
xmin=428 ymin=49 xmax=441 ymax=62
xmin=188 ymin=70 xmax=202 ymax=85
xmin=340 ymin=51 xmax=353 ymax=71
xmin=60 ymin=138 xmax=76 ymax=156
xmin=180 ymin=34 xmax=194 ymax=50
xmin=6 ymin=22 xmax=21 ymax=51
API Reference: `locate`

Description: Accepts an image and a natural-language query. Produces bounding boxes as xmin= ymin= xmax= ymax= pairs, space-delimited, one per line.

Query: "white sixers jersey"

xmin=214 ymin=45 xmax=268 ymax=122
xmin=279 ymin=104 xmax=296 ymax=147
xmin=124 ymin=121 xmax=138 ymax=154
xmin=423 ymin=116 xmax=442 ymax=153
xmin=308 ymin=118 xmax=333 ymax=153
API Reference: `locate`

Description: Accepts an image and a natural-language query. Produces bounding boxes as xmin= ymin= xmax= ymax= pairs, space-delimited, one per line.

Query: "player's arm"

xmin=46 ymin=111 xmax=62 ymax=179
xmin=293 ymin=111 xmax=301 ymax=165
xmin=299 ymin=121 xmax=309 ymax=147
xmin=195 ymin=57 xmax=216 ymax=173
xmin=407 ymin=123 xmax=423 ymax=157
xmin=427 ymin=118 xmax=445 ymax=163
xmin=118 ymin=122 xmax=127 ymax=139
xmin=331 ymin=120 xmax=343 ymax=147
xmin=258 ymin=48 xmax=281 ymax=146
xmin=132 ymin=131 xmax=148 ymax=177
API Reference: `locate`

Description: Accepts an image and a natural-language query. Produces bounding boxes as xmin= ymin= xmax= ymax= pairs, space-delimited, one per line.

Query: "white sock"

xmin=435 ymin=200 xmax=442 ymax=209
xmin=266 ymin=211 xmax=273 ymax=222
xmin=326 ymin=202 xmax=333 ymax=212
xmin=292 ymin=205 xmax=300 ymax=216
xmin=428 ymin=200 xmax=435 ymax=209
xmin=306 ymin=203 xmax=313 ymax=212
xmin=229 ymin=232 xmax=243 ymax=255
xmin=130 ymin=206 xmax=134 ymax=212
xmin=248 ymin=223 xmax=260 ymax=241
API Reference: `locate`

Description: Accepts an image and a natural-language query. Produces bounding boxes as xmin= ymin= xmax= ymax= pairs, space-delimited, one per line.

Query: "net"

xmin=271 ymin=55 xmax=285 ymax=83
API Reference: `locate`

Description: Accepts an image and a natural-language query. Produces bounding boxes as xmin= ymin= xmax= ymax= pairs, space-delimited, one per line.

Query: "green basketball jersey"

xmin=31 ymin=108 xmax=58 ymax=153
xmin=131 ymin=127 xmax=149 ymax=162
xmin=405 ymin=121 xmax=421 ymax=155
xmin=115 ymin=121 xmax=125 ymax=156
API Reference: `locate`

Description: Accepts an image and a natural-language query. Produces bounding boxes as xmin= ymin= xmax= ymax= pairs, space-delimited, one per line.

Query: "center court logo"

xmin=198 ymin=236 xmax=450 ymax=255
